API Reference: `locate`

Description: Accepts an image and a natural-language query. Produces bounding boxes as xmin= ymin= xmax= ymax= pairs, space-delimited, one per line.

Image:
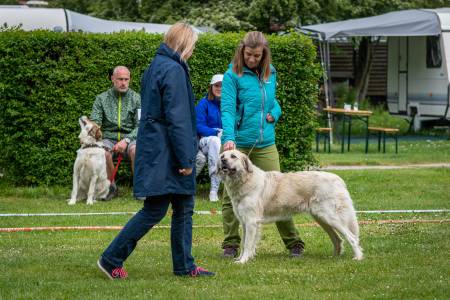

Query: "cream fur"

xmin=68 ymin=116 xmax=110 ymax=205
xmin=218 ymin=149 xmax=363 ymax=263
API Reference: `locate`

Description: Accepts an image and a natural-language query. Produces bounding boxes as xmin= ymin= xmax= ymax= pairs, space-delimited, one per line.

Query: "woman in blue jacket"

xmin=97 ymin=22 xmax=214 ymax=279
xmin=220 ymin=31 xmax=305 ymax=258
xmin=195 ymin=74 xmax=223 ymax=202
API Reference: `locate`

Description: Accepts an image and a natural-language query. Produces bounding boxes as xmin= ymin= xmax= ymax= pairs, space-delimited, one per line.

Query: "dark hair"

xmin=207 ymin=85 xmax=214 ymax=100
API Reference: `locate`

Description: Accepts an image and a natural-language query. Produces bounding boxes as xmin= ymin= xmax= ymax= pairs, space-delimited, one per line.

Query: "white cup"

xmin=344 ymin=103 xmax=351 ymax=110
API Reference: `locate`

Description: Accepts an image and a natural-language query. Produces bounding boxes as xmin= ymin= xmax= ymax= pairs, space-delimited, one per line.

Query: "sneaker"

xmin=209 ymin=191 xmax=219 ymax=202
xmin=104 ymin=183 xmax=118 ymax=201
xmin=97 ymin=259 xmax=128 ymax=280
xmin=223 ymin=246 xmax=238 ymax=258
xmin=290 ymin=243 xmax=305 ymax=258
xmin=189 ymin=266 xmax=215 ymax=277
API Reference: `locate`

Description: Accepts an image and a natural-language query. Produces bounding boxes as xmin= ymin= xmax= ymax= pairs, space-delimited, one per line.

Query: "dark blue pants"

xmin=101 ymin=194 xmax=195 ymax=275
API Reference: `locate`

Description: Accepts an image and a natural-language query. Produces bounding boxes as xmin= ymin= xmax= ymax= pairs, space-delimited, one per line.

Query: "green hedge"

xmin=0 ymin=30 xmax=320 ymax=186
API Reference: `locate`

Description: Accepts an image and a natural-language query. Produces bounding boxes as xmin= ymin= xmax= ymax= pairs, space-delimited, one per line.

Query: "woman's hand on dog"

xmin=223 ymin=141 xmax=236 ymax=151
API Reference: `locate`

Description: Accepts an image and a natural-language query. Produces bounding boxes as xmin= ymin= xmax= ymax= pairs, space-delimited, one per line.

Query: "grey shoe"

xmin=104 ymin=183 xmax=118 ymax=201
xmin=223 ymin=246 xmax=238 ymax=258
xmin=290 ymin=243 xmax=305 ymax=257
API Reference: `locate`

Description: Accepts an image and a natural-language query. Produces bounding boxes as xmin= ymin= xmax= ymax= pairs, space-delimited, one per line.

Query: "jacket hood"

xmin=157 ymin=43 xmax=188 ymax=72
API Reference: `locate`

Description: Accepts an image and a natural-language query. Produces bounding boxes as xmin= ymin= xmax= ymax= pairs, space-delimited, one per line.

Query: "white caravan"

xmin=303 ymin=8 xmax=450 ymax=130
xmin=387 ymin=33 xmax=450 ymax=130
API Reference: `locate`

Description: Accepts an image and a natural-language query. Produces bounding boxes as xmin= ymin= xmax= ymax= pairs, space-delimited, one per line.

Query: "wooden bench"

xmin=315 ymin=127 xmax=332 ymax=153
xmin=368 ymin=127 xmax=399 ymax=153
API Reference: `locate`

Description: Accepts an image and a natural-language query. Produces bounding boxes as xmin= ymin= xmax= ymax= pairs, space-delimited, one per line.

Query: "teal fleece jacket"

xmin=221 ymin=63 xmax=281 ymax=148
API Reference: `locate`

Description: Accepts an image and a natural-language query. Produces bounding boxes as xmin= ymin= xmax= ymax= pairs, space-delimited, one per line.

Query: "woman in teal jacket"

xmin=220 ymin=31 xmax=305 ymax=258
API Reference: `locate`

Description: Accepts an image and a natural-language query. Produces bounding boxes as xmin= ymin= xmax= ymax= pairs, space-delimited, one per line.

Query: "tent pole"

xmin=320 ymin=40 xmax=333 ymax=144
xmin=325 ymin=41 xmax=334 ymax=107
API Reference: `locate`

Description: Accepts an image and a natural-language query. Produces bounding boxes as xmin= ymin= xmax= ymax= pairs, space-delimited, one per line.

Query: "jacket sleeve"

xmin=271 ymin=98 xmax=282 ymax=123
xmin=196 ymin=99 xmax=218 ymax=137
xmin=220 ymin=71 xmax=237 ymax=144
xmin=269 ymin=71 xmax=282 ymax=122
xmin=161 ymin=65 xmax=195 ymax=169
xmin=90 ymin=96 xmax=103 ymax=125
xmin=124 ymin=93 xmax=141 ymax=141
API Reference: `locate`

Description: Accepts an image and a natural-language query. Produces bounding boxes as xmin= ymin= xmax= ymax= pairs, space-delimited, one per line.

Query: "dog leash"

xmin=110 ymin=153 xmax=123 ymax=183
xmin=246 ymin=138 xmax=258 ymax=157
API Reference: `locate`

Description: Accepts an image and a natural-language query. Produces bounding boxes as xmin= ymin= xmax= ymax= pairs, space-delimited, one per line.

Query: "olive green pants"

xmin=221 ymin=144 xmax=304 ymax=249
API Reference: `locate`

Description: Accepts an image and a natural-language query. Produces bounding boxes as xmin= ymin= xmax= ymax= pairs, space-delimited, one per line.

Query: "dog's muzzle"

xmin=219 ymin=158 xmax=235 ymax=173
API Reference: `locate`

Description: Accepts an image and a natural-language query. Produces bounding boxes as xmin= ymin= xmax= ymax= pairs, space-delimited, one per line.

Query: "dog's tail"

xmin=342 ymin=190 xmax=360 ymax=242
xmin=348 ymin=213 xmax=359 ymax=242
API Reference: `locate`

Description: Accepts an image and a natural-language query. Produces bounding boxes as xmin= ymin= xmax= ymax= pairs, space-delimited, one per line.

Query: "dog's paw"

xmin=67 ymin=200 xmax=76 ymax=205
xmin=352 ymin=254 xmax=364 ymax=261
xmin=235 ymin=257 xmax=250 ymax=264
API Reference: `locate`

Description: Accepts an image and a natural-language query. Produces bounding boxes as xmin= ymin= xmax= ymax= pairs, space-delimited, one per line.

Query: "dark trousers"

xmin=101 ymin=194 xmax=195 ymax=275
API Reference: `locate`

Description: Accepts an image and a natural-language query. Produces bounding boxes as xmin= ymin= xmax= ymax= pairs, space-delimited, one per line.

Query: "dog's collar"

xmin=81 ymin=143 xmax=104 ymax=149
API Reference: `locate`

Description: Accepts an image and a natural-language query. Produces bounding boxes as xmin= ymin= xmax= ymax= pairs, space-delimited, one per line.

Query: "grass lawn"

xmin=1 ymin=165 xmax=449 ymax=299
xmin=314 ymin=139 xmax=450 ymax=166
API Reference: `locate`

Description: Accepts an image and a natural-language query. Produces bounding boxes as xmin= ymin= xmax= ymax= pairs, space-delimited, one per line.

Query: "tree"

xmin=248 ymin=0 xmax=298 ymax=33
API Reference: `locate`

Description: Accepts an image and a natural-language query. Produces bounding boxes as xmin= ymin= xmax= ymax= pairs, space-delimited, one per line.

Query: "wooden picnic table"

xmin=323 ymin=107 xmax=373 ymax=153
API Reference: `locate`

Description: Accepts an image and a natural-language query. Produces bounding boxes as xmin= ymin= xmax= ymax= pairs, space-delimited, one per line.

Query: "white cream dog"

xmin=218 ymin=150 xmax=363 ymax=263
xmin=68 ymin=116 xmax=110 ymax=205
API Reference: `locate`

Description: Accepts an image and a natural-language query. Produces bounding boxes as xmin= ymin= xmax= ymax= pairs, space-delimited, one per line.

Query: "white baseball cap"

xmin=210 ymin=74 xmax=223 ymax=85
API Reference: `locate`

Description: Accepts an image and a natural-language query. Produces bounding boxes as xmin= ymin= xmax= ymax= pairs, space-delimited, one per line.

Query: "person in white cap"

xmin=195 ymin=74 xmax=224 ymax=202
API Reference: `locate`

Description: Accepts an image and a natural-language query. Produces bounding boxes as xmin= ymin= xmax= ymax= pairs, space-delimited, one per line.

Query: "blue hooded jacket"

xmin=134 ymin=43 xmax=197 ymax=197
xmin=221 ymin=64 xmax=281 ymax=148
xmin=196 ymin=95 xmax=222 ymax=137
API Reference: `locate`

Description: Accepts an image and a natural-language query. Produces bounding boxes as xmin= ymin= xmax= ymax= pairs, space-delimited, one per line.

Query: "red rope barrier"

xmin=1 ymin=219 xmax=448 ymax=232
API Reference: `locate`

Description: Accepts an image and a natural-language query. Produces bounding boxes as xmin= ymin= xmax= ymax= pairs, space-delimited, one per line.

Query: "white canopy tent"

xmin=0 ymin=6 xmax=208 ymax=34
xmin=302 ymin=8 xmax=450 ymax=127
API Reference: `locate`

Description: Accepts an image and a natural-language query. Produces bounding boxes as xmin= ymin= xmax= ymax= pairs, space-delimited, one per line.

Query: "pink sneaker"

xmin=189 ymin=266 xmax=215 ymax=277
xmin=97 ymin=259 xmax=128 ymax=280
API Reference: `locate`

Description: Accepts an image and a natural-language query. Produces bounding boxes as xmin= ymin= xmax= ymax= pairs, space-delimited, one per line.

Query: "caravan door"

xmin=387 ymin=37 xmax=408 ymax=114
xmin=398 ymin=37 xmax=408 ymax=113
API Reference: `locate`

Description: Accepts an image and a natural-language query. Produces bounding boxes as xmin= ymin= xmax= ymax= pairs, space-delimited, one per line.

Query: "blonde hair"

xmin=232 ymin=31 xmax=272 ymax=81
xmin=164 ymin=22 xmax=198 ymax=61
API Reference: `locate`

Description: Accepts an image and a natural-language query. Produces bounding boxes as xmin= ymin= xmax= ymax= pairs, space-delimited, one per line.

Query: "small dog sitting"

xmin=68 ymin=116 xmax=111 ymax=205
xmin=218 ymin=150 xmax=363 ymax=263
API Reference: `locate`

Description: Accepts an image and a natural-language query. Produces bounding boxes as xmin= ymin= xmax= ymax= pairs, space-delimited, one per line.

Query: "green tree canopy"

xmin=3 ymin=0 xmax=447 ymax=33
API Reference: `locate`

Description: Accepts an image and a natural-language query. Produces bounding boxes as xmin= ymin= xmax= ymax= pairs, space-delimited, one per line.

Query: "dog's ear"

xmin=94 ymin=126 xmax=102 ymax=141
xmin=216 ymin=159 xmax=224 ymax=179
xmin=242 ymin=155 xmax=253 ymax=173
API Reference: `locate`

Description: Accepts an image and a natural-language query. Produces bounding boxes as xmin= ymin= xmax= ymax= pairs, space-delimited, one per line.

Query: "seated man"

xmin=195 ymin=74 xmax=223 ymax=202
xmin=90 ymin=66 xmax=141 ymax=199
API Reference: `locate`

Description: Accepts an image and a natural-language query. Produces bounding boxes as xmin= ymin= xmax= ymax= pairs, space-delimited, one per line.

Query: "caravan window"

xmin=426 ymin=36 xmax=441 ymax=68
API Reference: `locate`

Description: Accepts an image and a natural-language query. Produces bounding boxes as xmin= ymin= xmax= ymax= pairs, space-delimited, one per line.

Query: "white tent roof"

xmin=302 ymin=8 xmax=450 ymax=40
xmin=0 ymin=6 xmax=207 ymax=34
xmin=66 ymin=10 xmax=180 ymax=34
